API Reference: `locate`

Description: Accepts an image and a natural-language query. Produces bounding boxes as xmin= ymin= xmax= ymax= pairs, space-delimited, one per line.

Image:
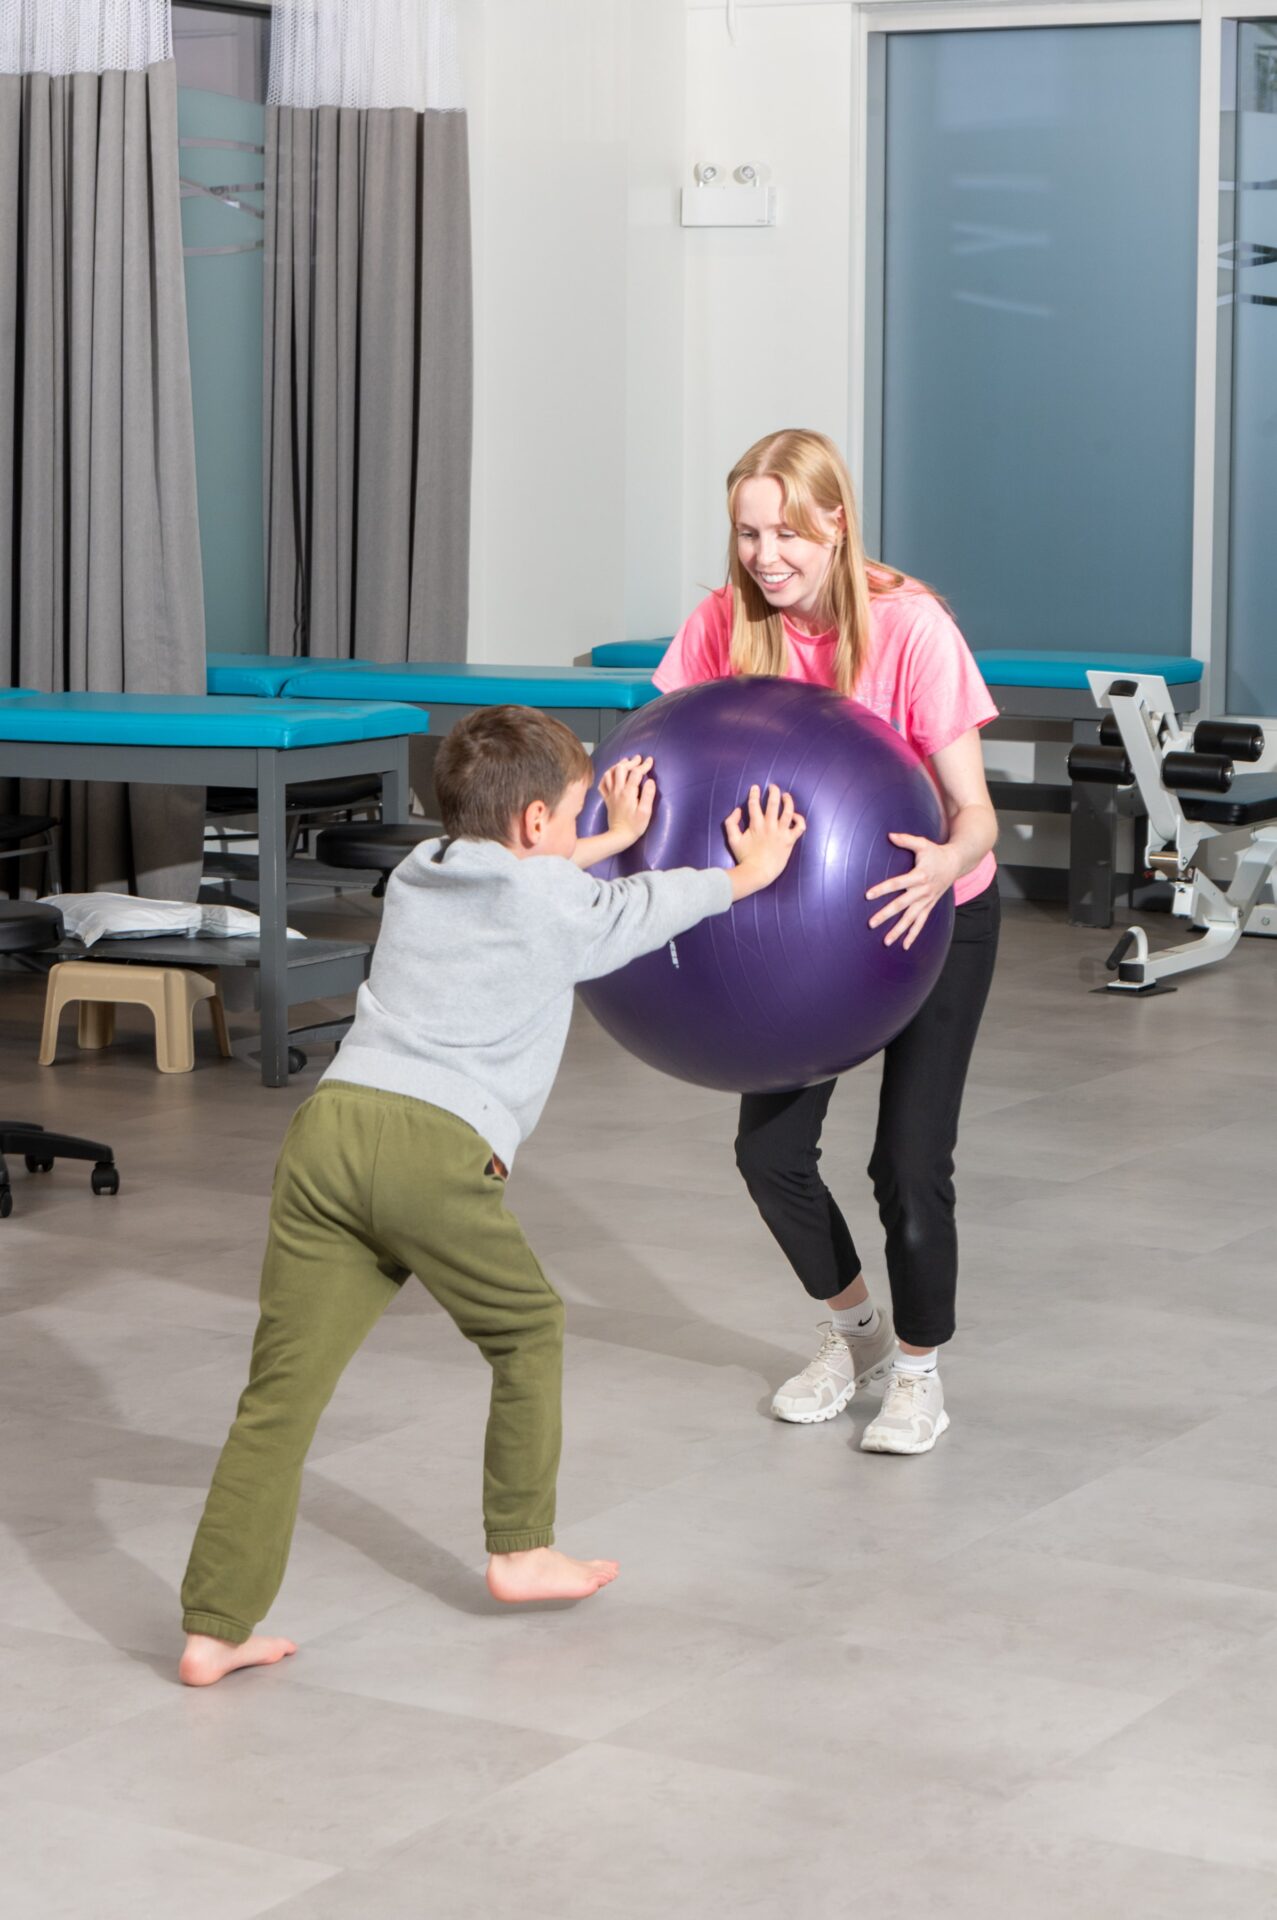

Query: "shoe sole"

xmin=772 ymin=1355 xmax=894 ymax=1425
xmin=861 ymin=1408 xmax=951 ymax=1455
xmin=772 ymin=1378 xmax=855 ymax=1424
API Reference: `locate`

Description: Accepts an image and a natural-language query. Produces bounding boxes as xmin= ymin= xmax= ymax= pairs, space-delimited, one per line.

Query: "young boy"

xmin=179 ymin=704 xmax=804 ymax=1685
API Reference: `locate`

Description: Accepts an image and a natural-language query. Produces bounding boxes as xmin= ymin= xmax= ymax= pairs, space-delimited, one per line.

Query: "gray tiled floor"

xmin=2 ymin=896 xmax=1277 ymax=1917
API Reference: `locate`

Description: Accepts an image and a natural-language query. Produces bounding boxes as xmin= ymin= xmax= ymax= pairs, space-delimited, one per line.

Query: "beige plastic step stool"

xmin=39 ymin=962 xmax=232 ymax=1074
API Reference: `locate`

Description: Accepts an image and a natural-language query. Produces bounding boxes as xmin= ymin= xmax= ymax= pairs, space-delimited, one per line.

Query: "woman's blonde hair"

xmin=726 ymin=428 xmax=906 ymax=696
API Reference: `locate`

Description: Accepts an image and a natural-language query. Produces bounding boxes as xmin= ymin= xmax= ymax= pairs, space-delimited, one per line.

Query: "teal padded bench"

xmin=204 ymin=654 xmax=309 ymax=697
xmin=586 ymin=641 xmax=1204 ymax=707
xmin=0 ymin=690 xmax=431 ymax=749
xmin=590 ymin=640 xmax=671 ymax=670
xmin=0 ymin=693 xmax=431 ymax=1087
xmin=977 ymin=649 xmax=1201 ymax=715
xmin=206 ymin=656 xmax=661 ymax=741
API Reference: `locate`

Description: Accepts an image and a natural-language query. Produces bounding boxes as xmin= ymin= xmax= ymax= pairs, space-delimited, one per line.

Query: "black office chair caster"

xmin=0 ymin=902 xmax=122 ymax=1218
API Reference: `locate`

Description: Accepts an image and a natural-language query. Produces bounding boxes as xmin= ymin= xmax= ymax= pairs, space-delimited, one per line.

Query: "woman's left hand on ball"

xmin=866 ymin=833 xmax=961 ymax=948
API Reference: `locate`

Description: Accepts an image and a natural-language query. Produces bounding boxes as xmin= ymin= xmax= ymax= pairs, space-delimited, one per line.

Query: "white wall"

xmin=680 ymin=1 xmax=854 ymax=612
xmin=462 ymin=0 xmax=685 ymax=664
xmin=463 ymin=0 xmax=859 ymax=656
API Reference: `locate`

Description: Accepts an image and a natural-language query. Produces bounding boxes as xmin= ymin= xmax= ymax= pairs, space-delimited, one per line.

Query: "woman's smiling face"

xmin=733 ymin=475 xmax=844 ymax=628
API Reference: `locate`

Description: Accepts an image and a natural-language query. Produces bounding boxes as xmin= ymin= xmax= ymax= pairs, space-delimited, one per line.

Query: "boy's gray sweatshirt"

xmin=322 ymin=837 xmax=733 ymax=1170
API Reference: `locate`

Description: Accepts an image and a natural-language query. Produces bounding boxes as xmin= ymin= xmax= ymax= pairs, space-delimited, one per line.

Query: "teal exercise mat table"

xmin=206 ymin=656 xmax=661 ymax=740
xmin=590 ymin=640 xmax=670 ymax=670
xmin=587 ymin=641 xmax=1205 ymax=708
xmin=203 ymin=656 xmax=307 ymax=697
xmin=0 ymin=693 xmax=430 ymax=1087
xmin=976 ymin=650 xmax=1202 ymax=717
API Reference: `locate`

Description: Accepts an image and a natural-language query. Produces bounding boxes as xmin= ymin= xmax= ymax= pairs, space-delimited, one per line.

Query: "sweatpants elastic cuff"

xmin=182 ymin=1610 xmax=252 ymax=1646
xmin=894 ymin=1331 xmax=954 ymax=1352
xmin=485 ymin=1527 xmax=555 ymax=1554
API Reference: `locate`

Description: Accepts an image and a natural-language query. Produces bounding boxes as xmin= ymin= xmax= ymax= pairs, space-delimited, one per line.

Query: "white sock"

xmin=832 ymin=1299 xmax=880 ymax=1340
xmin=893 ymin=1348 xmax=938 ymax=1377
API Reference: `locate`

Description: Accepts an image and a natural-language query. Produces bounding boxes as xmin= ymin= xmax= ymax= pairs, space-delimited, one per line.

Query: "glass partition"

xmin=878 ymin=23 xmax=1200 ymax=654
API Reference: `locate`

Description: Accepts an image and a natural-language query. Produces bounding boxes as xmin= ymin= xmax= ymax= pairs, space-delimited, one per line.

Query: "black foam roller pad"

xmin=1068 ymin=743 xmax=1134 ymax=784
xmin=1163 ymin=751 xmax=1233 ymax=793
xmin=1192 ymin=720 xmax=1265 ymax=763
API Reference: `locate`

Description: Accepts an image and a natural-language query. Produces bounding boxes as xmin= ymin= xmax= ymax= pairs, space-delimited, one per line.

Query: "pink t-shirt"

xmin=654 ymin=583 xmax=998 ymax=906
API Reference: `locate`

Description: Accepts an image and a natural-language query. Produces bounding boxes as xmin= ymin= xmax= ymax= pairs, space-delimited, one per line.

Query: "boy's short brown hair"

xmin=434 ymin=705 xmax=594 ymax=843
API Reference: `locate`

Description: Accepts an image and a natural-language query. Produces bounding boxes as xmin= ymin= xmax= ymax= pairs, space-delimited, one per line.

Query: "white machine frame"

xmin=1086 ymin=669 xmax=1277 ymax=992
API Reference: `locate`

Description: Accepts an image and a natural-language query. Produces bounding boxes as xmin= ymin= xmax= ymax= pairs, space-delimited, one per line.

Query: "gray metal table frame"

xmin=0 ymin=734 xmax=409 ymax=1086
xmin=403 ymin=699 xmax=639 ymax=744
xmin=984 ymin=678 xmax=1203 ymax=928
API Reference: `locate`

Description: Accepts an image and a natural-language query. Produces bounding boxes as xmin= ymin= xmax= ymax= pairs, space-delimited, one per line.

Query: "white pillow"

xmin=41 ymin=894 xmax=307 ymax=949
xmin=199 ymin=903 xmax=307 ymax=940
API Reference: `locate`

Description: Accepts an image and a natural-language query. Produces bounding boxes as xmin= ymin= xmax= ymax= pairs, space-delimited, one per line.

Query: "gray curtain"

xmin=0 ymin=59 xmax=206 ymax=896
xmin=264 ymin=105 xmax=472 ymax=662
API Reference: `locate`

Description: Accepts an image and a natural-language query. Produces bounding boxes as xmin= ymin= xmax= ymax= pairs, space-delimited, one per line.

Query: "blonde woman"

xmin=655 ymin=429 xmax=1000 ymax=1453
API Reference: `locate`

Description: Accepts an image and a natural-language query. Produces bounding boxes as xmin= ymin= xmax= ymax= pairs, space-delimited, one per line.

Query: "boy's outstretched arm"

xmin=574 ymin=755 xmax=655 ymax=869
xmin=570 ymin=781 xmax=805 ymax=984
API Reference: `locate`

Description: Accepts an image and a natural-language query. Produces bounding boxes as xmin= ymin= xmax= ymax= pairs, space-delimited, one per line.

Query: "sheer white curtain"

xmin=0 ymin=0 xmax=171 ymax=76
xmin=269 ymin=0 xmax=462 ymax=114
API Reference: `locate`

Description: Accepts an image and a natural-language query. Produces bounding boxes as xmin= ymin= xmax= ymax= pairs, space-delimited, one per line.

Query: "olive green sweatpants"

xmin=181 ymin=1082 xmax=564 ymax=1645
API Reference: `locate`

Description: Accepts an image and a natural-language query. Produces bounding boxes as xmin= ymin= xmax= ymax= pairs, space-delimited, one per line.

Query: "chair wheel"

xmin=25 ymin=1156 xmax=54 ymax=1174
xmin=288 ymin=1047 xmax=307 ymax=1074
xmin=91 ymin=1163 xmax=120 ymax=1197
xmin=0 ymin=1185 xmax=12 ymax=1218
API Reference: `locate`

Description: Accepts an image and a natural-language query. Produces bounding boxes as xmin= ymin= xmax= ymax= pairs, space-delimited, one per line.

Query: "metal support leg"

xmin=255 ymin=750 xmax=290 ymax=1088
xmin=1069 ymin=718 xmax=1119 ymax=928
xmin=381 ymin=741 xmax=409 ymax=826
xmin=1069 ymin=781 xmax=1121 ymax=927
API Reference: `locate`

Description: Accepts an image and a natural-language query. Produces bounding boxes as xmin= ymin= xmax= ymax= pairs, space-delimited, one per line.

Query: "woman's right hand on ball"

xmin=725 ymin=784 xmax=806 ymax=899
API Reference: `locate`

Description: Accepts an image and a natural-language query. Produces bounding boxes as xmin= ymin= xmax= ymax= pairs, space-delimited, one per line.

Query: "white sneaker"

xmin=860 ymin=1368 xmax=950 ymax=1455
xmin=771 ymin=1314 xmax=898 ymax=1425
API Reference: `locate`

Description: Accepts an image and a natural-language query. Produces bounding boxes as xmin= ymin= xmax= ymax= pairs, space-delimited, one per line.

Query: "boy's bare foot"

xmin=486 ymin=1546 xmax=619 ymax=1604
xmin=179 ymin=1631 xmax=297 ymax=1687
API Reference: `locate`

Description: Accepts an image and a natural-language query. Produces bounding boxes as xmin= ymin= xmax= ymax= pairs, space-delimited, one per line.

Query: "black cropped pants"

xmin=734 ymin=883 xmax=1000 ymax=1350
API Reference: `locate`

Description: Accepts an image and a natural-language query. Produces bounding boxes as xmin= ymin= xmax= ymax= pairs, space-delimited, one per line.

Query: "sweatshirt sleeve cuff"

xmin=709 ymin=868 xmax=734 ymax=911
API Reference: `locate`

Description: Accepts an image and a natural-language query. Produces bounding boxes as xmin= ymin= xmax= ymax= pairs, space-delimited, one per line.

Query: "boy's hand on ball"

xmin=725 ymin=784 xmax=806 ymax=899
xmin=866 ymin=833 xmax=962 ymax=948
xmin=599 ymin=755 xmax=656 ymax=843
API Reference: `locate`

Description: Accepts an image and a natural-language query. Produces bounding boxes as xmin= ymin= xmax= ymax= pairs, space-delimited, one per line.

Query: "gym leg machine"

xmin=1067 ymin=671 xmax=1277 ymax=993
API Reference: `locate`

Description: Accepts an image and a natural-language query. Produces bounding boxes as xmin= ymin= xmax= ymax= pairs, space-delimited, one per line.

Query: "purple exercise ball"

xmin=576 ymin=677 xmax=954 ymax=1093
